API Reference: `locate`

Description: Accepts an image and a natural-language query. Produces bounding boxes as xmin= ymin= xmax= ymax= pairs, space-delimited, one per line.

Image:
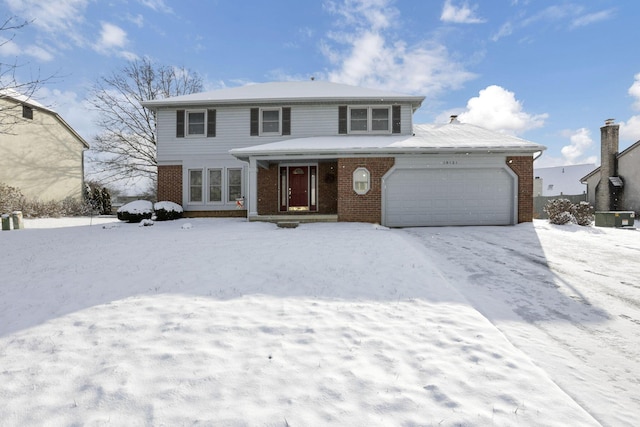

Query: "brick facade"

xmin=507 ymin=156 xmax=534 ymax=223
xmin=257 ymin=162 xmax=338 ymax=215
xmin=157 ymin=165 xmax=182 ymax=205
xmin=337 ymin=157 xmax=395 ymax=223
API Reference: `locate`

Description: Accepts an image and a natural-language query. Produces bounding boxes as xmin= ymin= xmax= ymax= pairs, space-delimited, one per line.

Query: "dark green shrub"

xmin=153 ymin=201 xmax=183 ymax=221
xmin=117 ymin=200 xmax=153 ymax=222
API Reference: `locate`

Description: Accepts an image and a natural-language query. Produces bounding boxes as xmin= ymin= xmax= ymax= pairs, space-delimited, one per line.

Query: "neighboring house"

xmin=581 ymin=119 xmax=640 ymax=213
xmin=142 ymin=81 xmax=545 ymax=227
xmin=0 ymin=89 xmax=89 ymax=201
xmin=534 ymin=164 xmax=594 ymax=197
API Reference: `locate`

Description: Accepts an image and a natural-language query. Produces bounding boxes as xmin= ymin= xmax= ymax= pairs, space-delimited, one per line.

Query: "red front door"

xmin=288 ymin=167 xmax=308 ymax=209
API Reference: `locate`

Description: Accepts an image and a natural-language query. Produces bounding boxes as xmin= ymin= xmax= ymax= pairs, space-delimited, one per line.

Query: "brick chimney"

xmin=596 ymin=118 xmax=619 ymax=211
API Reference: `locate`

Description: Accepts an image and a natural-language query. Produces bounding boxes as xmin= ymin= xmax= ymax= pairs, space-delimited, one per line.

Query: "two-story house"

xmin=142 ymin=81 xmax=545 ymax=226
xmin=0 ymin=89 xmax=89 ymax=202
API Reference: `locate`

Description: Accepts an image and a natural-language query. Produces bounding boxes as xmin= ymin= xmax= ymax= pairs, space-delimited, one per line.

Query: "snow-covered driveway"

xmin=403 ymin=221 xmax=640 ymax=427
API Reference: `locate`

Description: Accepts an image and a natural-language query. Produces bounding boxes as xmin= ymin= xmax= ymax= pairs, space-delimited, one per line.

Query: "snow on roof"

xmin=0 ymin=88 xmax=89 ymax=148
xmin=231 ymin=121 xmax=546 ymax=160
xmin=0 ymin=88 xmax=53 ymax=113
xmin=142 ymin=81 xmax=425 ymax=108
xmin=534 ymin=164 xmax=595 ymax=196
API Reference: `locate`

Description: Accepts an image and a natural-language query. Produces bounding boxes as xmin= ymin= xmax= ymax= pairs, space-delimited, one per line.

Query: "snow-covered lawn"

xmin=0 ymin=218 xmax=637 ymax=426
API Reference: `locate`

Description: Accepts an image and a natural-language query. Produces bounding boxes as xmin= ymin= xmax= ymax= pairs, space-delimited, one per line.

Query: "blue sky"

xmin=2 ymin=0 xmax=640 ymax=168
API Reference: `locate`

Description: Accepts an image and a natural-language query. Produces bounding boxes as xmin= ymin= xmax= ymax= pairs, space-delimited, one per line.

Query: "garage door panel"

xmin=384 ymin=168 xmax=514 ymax=227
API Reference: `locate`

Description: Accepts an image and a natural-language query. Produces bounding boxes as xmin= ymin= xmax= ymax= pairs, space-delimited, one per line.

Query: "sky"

xmin=2 ymin=0 xmax=640 ymax=169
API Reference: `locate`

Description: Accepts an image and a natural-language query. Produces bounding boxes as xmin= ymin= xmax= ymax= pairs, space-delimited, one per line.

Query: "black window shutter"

xmin=176 ymin=110 xmax=185 ymax=138
xmin=282 ymin=107 xmax=291 ymax=135
xmin=250 ymin=108 xmax=259 ymax=136
xmin=207 ymin=109 xmax=216 ymax=137
xmin=392 ymin=105 xmax=401 ymax=134
xmin=338 ymin=106 xmax=347 ymax=134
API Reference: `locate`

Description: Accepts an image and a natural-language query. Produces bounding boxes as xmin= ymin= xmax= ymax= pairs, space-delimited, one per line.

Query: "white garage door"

xmin=383 ymin=167 xmax=515 ymax=227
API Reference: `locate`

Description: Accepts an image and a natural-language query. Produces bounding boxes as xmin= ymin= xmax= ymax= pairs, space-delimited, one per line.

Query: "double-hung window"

xmin=227 ymin=169 xmax=242 ymax=202
xmin=261 ymin=109 xmax=280 ymax=134
xmin=348 ymin=106 xmax=391 ymax=133
xmin=340 ymin=105 xmax=400 ymax=134
xmin=189 ymin=170 xmax=203 ymax=203
xmin=177 ymin=109 xmax=216 ymax=138
xmin=250 ymin=107 xmax=291 ymax=136
xmin=187 ymin=111 xmax=205 ymax=135
xmin=208 ymin=169 xmax=222 ymax=202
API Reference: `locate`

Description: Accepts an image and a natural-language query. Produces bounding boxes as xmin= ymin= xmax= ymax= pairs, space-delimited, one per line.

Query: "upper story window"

xmin=22 ymin=105 xmax=33 ymax=120
xmin=261 ymin=108 xmax=280 ymax=134
xmin=176 ymin=109 xmax=216 ymax=138
xmin=349 ymin=106 xmax=390 ymax=133
xmin=339 ymin=105 xmax=401 ymax=135
xmin=187 ymin=111 xmax=205 ymax=135
xmin=250 ymin=107 xmax=291 ymax=136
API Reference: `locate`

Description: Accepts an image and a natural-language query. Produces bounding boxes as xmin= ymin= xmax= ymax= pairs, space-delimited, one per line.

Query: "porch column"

xmin=248 ymin=157 xmax=259 ymax=218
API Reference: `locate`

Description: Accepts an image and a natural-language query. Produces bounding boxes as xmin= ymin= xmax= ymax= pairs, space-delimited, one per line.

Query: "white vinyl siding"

xmin=155 ymin=104 xmax=415 ymax=163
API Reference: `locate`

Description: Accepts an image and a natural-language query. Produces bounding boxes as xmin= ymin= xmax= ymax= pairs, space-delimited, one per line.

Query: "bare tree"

xmin=87 ymin=58 xmax=203 ymax=187
xmin=0 ymin=16 xmax=49 ymax=132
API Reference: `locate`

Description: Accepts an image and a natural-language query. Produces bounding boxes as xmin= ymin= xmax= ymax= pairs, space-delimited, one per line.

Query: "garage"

xmin=383 ymin=165 xmax=516 ymax=227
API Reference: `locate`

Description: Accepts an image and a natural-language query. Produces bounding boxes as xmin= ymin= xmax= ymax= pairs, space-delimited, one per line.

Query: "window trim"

xmin=347 ymin=106 xmax=392 ymax=134
xmin=208 ymin=168 xmax=223 ymax=203
xmin=188 ymin=169 xmax=204 ymax=203
xmin=259 ymin=107 xmax=282 ymax=136
xmin=186 ymin=110 xmax=206 ymax=136
xmin=353 ymin=167 xmax=371 ymax=195
xmin=187 ymin=167 xmax=244 ymax=206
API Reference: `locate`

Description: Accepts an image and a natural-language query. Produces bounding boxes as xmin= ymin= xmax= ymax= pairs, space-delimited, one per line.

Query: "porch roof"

xmin=230 ymin=122 xmax=546 ymax=161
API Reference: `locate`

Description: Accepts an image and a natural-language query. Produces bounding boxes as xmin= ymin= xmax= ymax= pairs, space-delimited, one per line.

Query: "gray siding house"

xmin=581 ymin=120 xmax=640 ymax=213
xmin=142 ymin=81 xmax=545 ymax=226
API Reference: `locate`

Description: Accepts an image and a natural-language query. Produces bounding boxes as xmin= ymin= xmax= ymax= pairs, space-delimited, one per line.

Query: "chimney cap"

xmin=449 ymin=115 xmax=460 ymax=124
xmin=605 ymin=118 xmax=615 ymax=126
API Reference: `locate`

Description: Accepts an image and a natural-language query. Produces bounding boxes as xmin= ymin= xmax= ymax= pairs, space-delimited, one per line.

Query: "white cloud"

xmin=491 ymin=22 xmax=513 ymax=41
xmin=457 ymin=85 xmax=548 ymax=135
xmin=97 ymin=23 xmax=128 ymax=49
xmin=93 ymin=22 xmax=137 ymax=59
xmin=560 ymin=128 xmax=596 ymax=164
xmin=4 ymin=0 xmax=88 ymax=34
xmin=139 ymin=0 xmax=173 ymax=14
xmin=35 ymin=87 xmax=98 ymax=141
xmin=620 ymin=116 xmax=640 ymax=143
xmin=0 ymin=38 xmax=54 ymax=62
xmin=321 ymin=0 xmax=476 ymax=96
xmin=619 ymin=74 xmax=640 ymax=143
xmin=570 ymin=9 xmax=615 ymax=29
xmin=440 ymin=0 xmax=486 ymax=24
xmin=629 ymin=73 xmax=640 ymax=111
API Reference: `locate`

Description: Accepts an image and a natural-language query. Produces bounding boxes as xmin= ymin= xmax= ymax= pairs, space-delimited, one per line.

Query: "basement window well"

xmin=353 ymin=167 xmax=370 ymax=195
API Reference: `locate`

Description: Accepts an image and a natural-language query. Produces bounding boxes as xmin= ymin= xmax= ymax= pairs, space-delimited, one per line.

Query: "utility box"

xmin=595 ymin=211 xmax=635 ymax=228
xmin=1 ymin=214 xmax=10 ymax=231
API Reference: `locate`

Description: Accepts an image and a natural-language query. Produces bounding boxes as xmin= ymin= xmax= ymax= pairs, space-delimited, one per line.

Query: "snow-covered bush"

xmin=117 ymin=200 xmax=154 ymax=222
xmin=544 ymin=198 xmax=594 ymax=226
xmin=572 ymin=201 xmax=594 ymax=226
xmin=0 ymin=182 xmax=25 ymax=214
xmin=154 ymin=201 xmax=183 ymax=221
